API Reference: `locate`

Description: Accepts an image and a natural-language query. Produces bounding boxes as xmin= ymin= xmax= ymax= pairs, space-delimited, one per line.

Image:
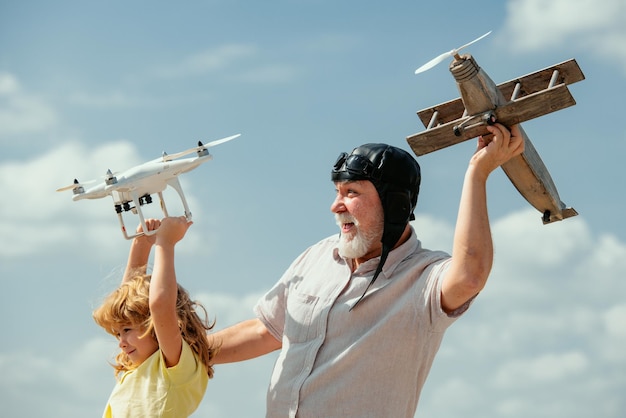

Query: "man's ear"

xmin=384 ymin=191 xmax=412 ymax=225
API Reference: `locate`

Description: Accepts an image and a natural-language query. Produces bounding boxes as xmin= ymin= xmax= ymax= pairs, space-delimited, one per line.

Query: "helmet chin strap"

xmin=349 ymin=243 xmax=391 ymax=311
xmin=348 ymin=199 xmax=408 ymax=311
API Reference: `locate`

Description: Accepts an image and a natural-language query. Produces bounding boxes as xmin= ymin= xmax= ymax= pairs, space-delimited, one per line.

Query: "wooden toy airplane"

xmin=57 ymin=134 xmax=240 ymax=239
xmin=407 ymin=31 xmax=584 ymax=224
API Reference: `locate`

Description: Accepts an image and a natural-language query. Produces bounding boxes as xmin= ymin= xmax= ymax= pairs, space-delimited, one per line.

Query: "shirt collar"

xmin=332 ymin=226 xmax=421 ymax=279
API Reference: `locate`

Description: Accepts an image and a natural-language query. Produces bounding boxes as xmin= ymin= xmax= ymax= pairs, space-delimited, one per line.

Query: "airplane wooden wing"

xmin=406 ymin=58 xmax=585 ymax=224
xmin=407 ymin=59 xmax=584 ymax=155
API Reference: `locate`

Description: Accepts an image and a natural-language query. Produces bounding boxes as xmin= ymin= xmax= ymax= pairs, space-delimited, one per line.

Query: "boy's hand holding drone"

xmin=155 ymin=216 xmax=192 ymax=247
xmin=122 ymin=218 xmax=162 ymax=283
xmin=134 ymin=218 xmax=162 ymax=247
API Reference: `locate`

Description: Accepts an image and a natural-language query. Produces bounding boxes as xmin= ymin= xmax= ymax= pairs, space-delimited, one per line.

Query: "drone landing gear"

xmin=139 ymin=194 xmax=153 ymax=205
xmin=113 ymin=177 xmax=193 ymax=240
xmin=114 ymin=192 xmax=166 ymax=239
xmin=114 ymin=193 xmax=155 ymax=212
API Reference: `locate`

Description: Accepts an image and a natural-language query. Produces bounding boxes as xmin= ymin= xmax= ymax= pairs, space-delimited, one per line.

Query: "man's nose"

xmin=330 ymin=195 xmax=345 ymax=214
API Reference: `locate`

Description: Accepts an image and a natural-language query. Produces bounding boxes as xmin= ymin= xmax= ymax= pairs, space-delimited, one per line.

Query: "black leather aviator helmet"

xmin=331 ymin=143 xmax=421 ymax=309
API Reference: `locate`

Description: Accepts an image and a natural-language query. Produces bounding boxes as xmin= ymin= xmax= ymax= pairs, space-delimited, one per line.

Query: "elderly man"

xmin=209 ymin=123 xmax=524 ymax=417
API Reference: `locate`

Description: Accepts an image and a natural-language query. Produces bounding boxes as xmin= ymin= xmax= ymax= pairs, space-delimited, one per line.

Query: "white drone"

xmin=57 ymin=133 xmax=240 ymax=239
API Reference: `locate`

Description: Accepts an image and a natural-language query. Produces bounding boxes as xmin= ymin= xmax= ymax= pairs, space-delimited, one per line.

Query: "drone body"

xmin=408 ymin=32 xmax=584 ymax=224
xmin=58 ymin=134 xmax=240 ymax=239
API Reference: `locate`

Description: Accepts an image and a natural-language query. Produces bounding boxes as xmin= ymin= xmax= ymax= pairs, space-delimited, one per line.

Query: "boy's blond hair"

xmin=93 ymin=274 xmax=219 ymax=378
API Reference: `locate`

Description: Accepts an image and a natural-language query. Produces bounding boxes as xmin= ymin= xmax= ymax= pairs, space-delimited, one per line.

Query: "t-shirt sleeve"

xmin=161 ymin=340 xmax=205 ymax=385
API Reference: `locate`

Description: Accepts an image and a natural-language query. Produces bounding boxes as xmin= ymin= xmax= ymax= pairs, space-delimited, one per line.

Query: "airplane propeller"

xmin=414 ymin=31 xmax=492 ymax=75
xmin=163 ymin=133 xmax=241 ymax=161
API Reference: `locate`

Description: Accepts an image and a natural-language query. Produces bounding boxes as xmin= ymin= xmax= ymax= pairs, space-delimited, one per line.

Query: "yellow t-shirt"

xmin=103 ymin=339 xmax=208 ymax=418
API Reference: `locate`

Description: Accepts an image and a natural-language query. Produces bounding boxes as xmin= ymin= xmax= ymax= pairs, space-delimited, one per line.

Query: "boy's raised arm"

xmin=149 ymin=216 xmax=192 ymax=368
xmin=122 ymin=219 xmax=161 ymax=283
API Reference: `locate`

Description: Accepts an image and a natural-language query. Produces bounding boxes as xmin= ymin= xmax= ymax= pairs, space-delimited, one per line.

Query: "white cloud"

xmin=0 ymin=338 xmax=115 ymax=417
xmin=583 ymin=234 xmax=626 ymax=270
xmin=153 ymin=44 xmax=258 ymax=79
xmin=491 ymin=209 xmax=591 ymax=274
xmin=67 ymin=90 xmax=154 ymax=109
xmin=301 ymin=33 xmax=361 ymax=54
xmin=235 ymin=64 xmax=299 ymax=84
xmin=0 ymin=72 xmax=57 ymax=137
xmin=426 ymin=377 xmax=483 ymax=413
xmin=502 ymin=0 xmax=626 ymax=72
xmin=195 ymin=291 xmax=264 ymax=327
xmin=149 ymin=43 xmax=299 ymax=84
xmin=417 ymin=209 xmax=626 ymax=416
xmin=411 ymin=214 xmax=455 ymax=253
xmin=0 ymin=141 xmax=139 ymax=219
xmin=495 ymin=351 xmax=589 ymax=386
xmin=0 ymin=141 xmax=139 ymax=256
xmin=0 ymin=72 xmax=19 ymax=94
xmin=604 ymin=304 xmax=626 ymax=339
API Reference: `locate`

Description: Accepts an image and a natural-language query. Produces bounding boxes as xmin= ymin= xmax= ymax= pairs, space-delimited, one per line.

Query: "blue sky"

xmin=1 ymin=1 xmax=625 ymax=417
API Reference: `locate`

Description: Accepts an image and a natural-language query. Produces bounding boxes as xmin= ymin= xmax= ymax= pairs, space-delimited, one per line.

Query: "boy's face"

xmin=116 ymin=325 xmax=159 ymax=366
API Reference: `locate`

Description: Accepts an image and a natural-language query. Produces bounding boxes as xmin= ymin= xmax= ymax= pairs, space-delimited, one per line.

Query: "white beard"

xmin=335 ymin=213 xmax=381 ymax=259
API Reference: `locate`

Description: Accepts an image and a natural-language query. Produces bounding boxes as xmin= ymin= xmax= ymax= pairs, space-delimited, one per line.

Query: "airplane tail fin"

xmin=542 ymin=206 xmax=578 ymax=224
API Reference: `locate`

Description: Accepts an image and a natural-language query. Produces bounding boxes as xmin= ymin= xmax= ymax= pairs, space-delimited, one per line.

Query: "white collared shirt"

xmin=255 ymin=227 xmax=468 ymax=418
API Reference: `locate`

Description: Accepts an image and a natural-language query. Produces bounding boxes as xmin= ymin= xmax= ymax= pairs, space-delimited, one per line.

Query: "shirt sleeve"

xmin=424 ymin=257 xmax=473 ymax=331
xmin=254 ymin=243 xmax=319 ymax=341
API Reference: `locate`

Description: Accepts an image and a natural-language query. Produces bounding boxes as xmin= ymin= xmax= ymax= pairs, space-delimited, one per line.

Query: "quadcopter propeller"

xmin=202 ymin=133 xmax=241 ymax=148
xmin=163 ymin=133 xmax=241 ymax=161
xmin=56 ymin=178 xmax=96 ymax=192
xmin=414 ymin=30 xmax=492 ymax=75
